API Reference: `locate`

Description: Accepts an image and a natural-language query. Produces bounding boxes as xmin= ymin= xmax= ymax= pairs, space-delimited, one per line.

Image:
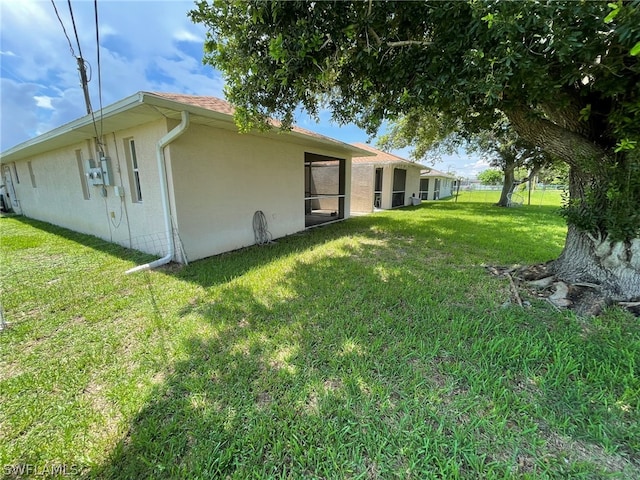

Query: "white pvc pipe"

xmin=126 ymin=111 xmax=190 ymax=274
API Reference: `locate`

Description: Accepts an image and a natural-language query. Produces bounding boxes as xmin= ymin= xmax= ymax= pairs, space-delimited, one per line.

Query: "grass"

xmin=1 ymin=192 xmax=639 ymax=479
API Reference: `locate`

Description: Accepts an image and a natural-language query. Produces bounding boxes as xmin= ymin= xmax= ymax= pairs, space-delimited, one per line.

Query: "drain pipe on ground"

xmin=126 ymin=111 xmax=190 ymax=274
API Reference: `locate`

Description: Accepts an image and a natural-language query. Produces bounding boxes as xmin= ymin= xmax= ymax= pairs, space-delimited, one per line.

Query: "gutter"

xmin=126 ymin=111 xmax=190 ymax=274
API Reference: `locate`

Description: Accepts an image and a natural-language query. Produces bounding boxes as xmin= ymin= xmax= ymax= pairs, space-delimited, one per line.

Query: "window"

xmin=125 ymin=138 xmax=142 ymax=202
xmin=27 ymin=161 xmax=36 ymax=187
xmin=76 ymin=150 xmax=90 ymax=200
xmin=11 ymin=163 xmax=19 ymax=183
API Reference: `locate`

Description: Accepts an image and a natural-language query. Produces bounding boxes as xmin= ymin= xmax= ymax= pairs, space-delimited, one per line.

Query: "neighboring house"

xmin=419 ymin=168 xmax=457 ymax=200
xmin=350 ymin=143 xmax=422 ymax=213
xmin=0 ymin=92 xmax=372 ymax=266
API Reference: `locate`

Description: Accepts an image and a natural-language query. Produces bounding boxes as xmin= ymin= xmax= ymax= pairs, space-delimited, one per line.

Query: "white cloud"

xmin=464 ymin=159 xmax=491 ymax=170
xmin=34 ymin=96 xmax=55 ymax=109
xmin=173 ymin=30 xmax=201 ymax=43
xmin=0 ymin=50 xmax=16 ymax=56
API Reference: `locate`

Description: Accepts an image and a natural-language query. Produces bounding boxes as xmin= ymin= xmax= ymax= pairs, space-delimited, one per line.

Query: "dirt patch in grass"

xmin=0 ymin=360 xmax=23 ymax=382
xmin=256 ymin=391 xmax=272 ymax=409
xmin=545 ymin=431 xmax=639 ymax=475
xmin=82 ymin=380 xmax=125 ymax=450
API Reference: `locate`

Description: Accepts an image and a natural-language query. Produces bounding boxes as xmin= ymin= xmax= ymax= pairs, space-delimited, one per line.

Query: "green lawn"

xmin=1 ymin=195 xmax=639 ymax=479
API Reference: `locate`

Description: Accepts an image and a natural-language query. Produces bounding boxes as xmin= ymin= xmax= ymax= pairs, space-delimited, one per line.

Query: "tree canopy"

xmin=190 ymin=0 xmax=640 ymax=302
xmin=477 ymin=169 xmax=503 ymax=186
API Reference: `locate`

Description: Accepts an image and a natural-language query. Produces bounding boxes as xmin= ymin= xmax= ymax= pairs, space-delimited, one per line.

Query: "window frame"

xmin=125 ymin=138 xmax=143 ymax=203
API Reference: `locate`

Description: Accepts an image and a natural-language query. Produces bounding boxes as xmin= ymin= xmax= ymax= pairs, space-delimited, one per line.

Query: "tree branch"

xmin=367 ymin=27 xmax=430 ymax=48
xmin=386 ymin=40 xmax=432 ymax=48
xmin=503 ymin=104 xmax=606 ymax=169
xmin=368 ymin=27 xmax=381 ymax=46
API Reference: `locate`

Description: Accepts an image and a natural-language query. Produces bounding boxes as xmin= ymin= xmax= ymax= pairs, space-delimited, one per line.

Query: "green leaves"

xmin=604 ymin=2 xmax=621 ymax=23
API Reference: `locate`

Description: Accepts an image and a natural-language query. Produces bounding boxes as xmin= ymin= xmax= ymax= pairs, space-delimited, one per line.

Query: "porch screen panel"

xmin=420 ymin=178 xmax=429 ymax=200
xmin=392 ymin=168 xmax=406 ymax=207
xmin=374 ymin=168 xmax=383 ymax=208
xmin=304 ymin=153 xmax=346 ymax=227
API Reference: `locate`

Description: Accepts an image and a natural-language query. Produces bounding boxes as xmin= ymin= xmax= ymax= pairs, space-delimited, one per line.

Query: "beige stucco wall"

xmin=3 ymin=119 xmax=169 ymax=257
xmin=403 ymin=166 xmax=422 ymax=205
xmin=351 ymin=163 xmax=421 ymax=210
xmin=166 ymin=122 xmax=352 ymax=262
xmin=5 ymin=118 xmax=354 ymax=263
xmin=420 ymin=176 xmax=455 ymax=200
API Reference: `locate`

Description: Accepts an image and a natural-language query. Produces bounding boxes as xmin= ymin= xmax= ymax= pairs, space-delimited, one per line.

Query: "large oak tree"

xmin=190 ymin=0 xmax=640 ymax=301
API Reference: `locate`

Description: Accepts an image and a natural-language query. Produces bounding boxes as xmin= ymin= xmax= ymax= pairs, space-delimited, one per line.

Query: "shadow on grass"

xmin=90 ymin=203 xmax=638 ymax=478
xmin=95 ymin=239 xmax=424 ymax=478
xmin=1 ymin=215 xmax=156 ymax=265
xmin=92 ymin=236 xmax=488 ymax=478
xmin=92 ymin=221 xmax=639 ymax=478
xmin=5 ymin=204 xmax=636 ymax=477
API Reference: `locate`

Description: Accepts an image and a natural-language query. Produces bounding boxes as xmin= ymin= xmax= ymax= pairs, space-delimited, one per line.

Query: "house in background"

xmin=0 ymin=92 xmax=372 ymax=266
xmin=419 ymin=168 xmax=457 ymax=200
xmin=350 ymin=143 xmax=422 ymax=214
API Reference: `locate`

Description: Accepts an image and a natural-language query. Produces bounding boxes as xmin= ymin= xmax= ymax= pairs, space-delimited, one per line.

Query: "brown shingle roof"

xmin=421 ymin=168 xmax=456 ymax=179
xmin=148 ymin=92 xmax=362 ymax=148
xmin=351 ymin=143 xmax=419 ymax=166
xmin=150 ymin=92 xmax=236 ymax=115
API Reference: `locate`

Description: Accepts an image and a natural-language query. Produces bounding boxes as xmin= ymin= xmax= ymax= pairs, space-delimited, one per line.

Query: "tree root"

xmin=485 ymin=263 xmax=639 ymax=317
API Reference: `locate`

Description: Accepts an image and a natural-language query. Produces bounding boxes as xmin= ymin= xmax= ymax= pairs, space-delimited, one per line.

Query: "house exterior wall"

xmin=441 ymin=178 xmax=454 ymax=198
xmin=350 ymin=163 xmax=421 ymax=212
xmin=166 ymin=122 xmax=352 ymax=262
xmin=4 ymin=117 xmax=355 ymax=263
xmin=420 ymin=176 xmax=455 ymax=200
xmin=404 ymin=166 xmax=421 ymax=205
xmin=381 ymin=164 xmax=421 ymax=209
xmin=3 ymin=119 xmax=170 ymax=256
xmin=350 ymin=164 xmax=374 ymax=213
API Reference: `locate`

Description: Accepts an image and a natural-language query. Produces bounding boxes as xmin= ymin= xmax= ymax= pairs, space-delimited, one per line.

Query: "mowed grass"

xmin=1 ymin=193 xmax=639 ymax=479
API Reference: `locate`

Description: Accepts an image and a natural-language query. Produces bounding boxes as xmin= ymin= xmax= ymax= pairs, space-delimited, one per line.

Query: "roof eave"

xmin=0 ymin=92 xmax=147 ymax=163
xmin=1 ymin=91 xmax=373 ymax=162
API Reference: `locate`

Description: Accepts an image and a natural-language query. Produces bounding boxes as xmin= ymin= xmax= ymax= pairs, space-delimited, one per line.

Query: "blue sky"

xmin=0 ymin=0 xmax=488 ymax=178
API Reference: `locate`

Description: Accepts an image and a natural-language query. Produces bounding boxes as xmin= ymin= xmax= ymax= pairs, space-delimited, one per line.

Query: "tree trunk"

xmin=550 ymin=168 xmax=640 ymax=301
xmin=504 ymin=106 xmax=640 ymax=302
xmin=497 ymin=164 xmax=515 ymax=207
xmin=552 ymin=226 xmax=640 ymax=300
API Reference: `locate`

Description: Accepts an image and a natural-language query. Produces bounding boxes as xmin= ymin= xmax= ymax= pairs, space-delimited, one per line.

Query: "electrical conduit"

xmin=126 ymin=111 xmax=190 ymax=274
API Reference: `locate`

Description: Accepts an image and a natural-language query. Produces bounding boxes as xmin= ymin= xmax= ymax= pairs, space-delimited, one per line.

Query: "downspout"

xmin=126 ymin=111 xmax=190 ymax=274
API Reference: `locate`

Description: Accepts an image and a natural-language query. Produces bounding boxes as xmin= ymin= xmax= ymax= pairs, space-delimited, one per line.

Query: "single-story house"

xmin=419 ymin=168 xmax=457 ymax=200
xmin=350 ymin=143 xmax=422 ymax=213
xmin=0 ymin=92 xmax=373 ymax=268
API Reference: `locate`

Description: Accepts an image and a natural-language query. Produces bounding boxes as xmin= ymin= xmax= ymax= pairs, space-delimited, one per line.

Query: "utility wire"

xmin=51 ymin=0 xmax=104 ymax=153
xmin=67 ymin=0 xmax=83 ymax=59
xmin=50 ymin=0 xmax=75 ymax=57
xmin=66 ymin=0 xmax=94 ymax=118
xmin=94 ymin=0 xmax=104 ymax=143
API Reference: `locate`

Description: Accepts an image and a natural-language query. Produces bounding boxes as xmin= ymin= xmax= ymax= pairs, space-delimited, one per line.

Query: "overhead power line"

xmin=94 ymin=0 xmax=104 ymax=140
xmin=50 ymin=0 xmax=75 ymax=57
xmin=50 ymin=0 xmax=105 ymax=153
xmin=67 ymin=0 xmax=84 ymax=59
